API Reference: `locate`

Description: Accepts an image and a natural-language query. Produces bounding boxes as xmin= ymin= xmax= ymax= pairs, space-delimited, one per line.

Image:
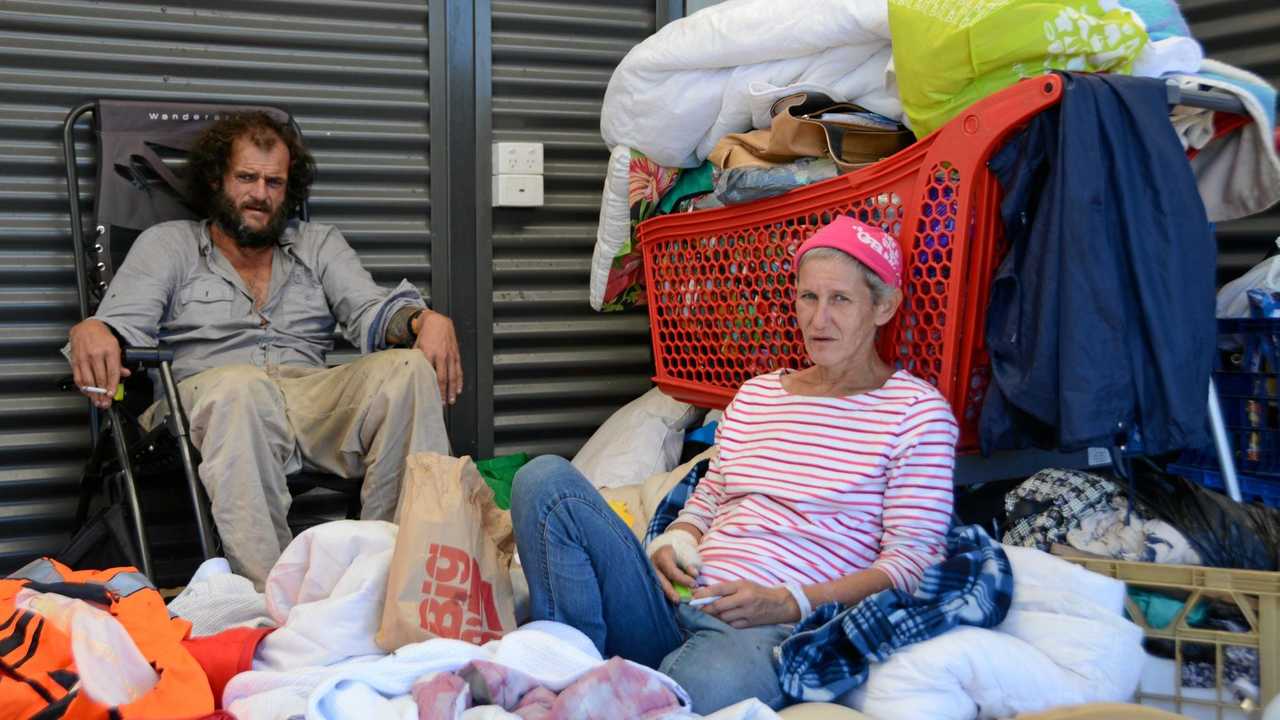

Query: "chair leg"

xmin=157 ymin=360 xmax=219 ymax=560
xmin=73 ymin=433 xmax=110 ymax=530
xmin=107 ymin=406 xmax=154 ymax=580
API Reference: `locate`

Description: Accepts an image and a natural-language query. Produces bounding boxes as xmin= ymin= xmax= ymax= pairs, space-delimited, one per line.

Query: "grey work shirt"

xmin=73 ymin=219 xmax=424 ymax=383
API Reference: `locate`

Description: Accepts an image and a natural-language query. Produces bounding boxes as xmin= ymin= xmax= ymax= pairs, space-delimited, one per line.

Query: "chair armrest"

xmin=122 ymin=346 xmax=175 ymax=367
xmin=56 ymin=346 xmax=173 ymax=393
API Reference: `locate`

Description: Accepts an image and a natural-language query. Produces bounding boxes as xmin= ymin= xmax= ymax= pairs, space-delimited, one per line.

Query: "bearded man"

xmin=65 ymin=111 xmax=457 ymax=586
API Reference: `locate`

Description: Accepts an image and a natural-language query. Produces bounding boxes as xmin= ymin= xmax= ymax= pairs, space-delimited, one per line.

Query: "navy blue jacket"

xmin=980 ymin=73 xmax=1215 ymax=456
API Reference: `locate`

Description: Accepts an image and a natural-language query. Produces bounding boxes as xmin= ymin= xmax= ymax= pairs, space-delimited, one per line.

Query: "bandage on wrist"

xmin=646 ymin=528 xmax=702 ymax=572
xmin=784 ymin=582 xmax=812 ymax=620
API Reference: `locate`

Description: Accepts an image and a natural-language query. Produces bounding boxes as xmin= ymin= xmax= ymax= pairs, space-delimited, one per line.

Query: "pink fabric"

xmin=794 ymin=215 xmax=902 ymax=288
xmin=513 ymin=687 xmax=557 ymax=719
xmin=409 ymin=657 xmax=683 ymax=719
xmin=459 ymin=660 xmax=542 ymax=708
xmin=549 ymin=657 xmax=682 ymax=720
xmin=412 ymin=672 xmax=471 ymax=719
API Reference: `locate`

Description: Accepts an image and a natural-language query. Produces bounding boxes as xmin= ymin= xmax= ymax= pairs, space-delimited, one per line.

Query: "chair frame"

xmin=61 ymin=100 xmax=346 ymax=581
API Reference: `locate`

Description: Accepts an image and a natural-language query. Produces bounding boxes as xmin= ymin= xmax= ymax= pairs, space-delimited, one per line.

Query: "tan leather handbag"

xmin=710 ymin=92 xmax=912 ymax=172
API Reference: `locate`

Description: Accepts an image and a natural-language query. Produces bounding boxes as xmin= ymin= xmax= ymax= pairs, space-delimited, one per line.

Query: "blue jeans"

xmin=511 ymin=455 xmax=789 ymax=714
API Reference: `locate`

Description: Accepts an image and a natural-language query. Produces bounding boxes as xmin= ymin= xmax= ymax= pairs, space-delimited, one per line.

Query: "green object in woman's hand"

xmin=672 ymin=582 xmax=693 ymax=601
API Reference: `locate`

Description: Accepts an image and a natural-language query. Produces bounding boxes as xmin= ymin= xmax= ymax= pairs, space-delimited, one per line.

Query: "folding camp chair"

xmin=62 ymin=99 xmax=360 ymax=582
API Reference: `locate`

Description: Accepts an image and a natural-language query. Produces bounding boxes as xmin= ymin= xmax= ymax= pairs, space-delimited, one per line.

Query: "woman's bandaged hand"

xmin=647 ymin=529 xmax=703 ymax=602
xmin=647 ymin=529 xmax=703 ymax=574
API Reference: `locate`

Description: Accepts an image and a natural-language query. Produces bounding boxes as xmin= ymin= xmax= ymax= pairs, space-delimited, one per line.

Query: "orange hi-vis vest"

xmin=0 ymin=558 xmax=213 ymax=720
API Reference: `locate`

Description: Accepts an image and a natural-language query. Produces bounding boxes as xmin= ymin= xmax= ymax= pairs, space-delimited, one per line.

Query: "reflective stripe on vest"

xmin=8 ymin=559 xmax=61 ymax=585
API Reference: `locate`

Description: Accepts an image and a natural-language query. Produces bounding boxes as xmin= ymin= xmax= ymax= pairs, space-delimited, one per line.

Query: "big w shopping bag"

xmin=376 ymin=453 xmax=517 ymax=650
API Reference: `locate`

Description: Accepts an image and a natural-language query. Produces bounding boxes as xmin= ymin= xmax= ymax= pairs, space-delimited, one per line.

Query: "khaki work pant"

xmin=143 ymin=349 xmax=449 ymax=587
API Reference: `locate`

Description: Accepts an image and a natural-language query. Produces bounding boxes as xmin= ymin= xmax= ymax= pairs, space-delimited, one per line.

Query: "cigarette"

xmin=688 ymin=595 xmax=721 ymax=607
xmin=80 ymin=386 xmax=111 ymax=395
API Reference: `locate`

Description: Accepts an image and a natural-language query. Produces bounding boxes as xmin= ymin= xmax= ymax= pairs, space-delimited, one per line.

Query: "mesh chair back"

xmin=78 ymin=100 xmax=299 ymax=312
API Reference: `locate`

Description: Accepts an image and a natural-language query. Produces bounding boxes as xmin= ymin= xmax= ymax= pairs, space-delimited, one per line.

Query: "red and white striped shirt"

xmin=675 ymin=369 xmax=957 ymax=593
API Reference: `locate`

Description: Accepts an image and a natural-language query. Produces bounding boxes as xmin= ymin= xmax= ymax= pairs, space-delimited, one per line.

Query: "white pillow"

xmin=572 ymin=387 xmax=703 ymax=489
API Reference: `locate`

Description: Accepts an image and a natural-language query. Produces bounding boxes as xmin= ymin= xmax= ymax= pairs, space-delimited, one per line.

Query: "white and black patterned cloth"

xmin=1002 ymin=469 xmax=1122 ymax=550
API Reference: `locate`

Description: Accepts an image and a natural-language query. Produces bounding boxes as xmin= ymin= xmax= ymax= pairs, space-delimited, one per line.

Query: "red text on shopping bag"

xmin=418 ymin=543 xmax=505 ymax=644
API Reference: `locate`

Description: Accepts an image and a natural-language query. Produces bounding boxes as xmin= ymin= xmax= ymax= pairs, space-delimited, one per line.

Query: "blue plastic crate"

xmin=1171 ymin=318 xmax=1280 ymax=506
xmin=1168 ymin=458 xmax=1280 ymax=506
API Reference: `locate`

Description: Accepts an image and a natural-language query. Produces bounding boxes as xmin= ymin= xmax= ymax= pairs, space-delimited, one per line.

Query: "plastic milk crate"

xmin=1065 ymin=555 xmax=1280 ymax=718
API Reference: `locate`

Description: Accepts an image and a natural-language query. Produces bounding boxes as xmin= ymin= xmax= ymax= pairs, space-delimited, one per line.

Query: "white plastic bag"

xmin=1217 ymin=237 xmax=1280 ymax=319
xmin=572 ymin=387 xmax=703 ymax=489
xmin=16 ymin=589 xmax=158 ymax=707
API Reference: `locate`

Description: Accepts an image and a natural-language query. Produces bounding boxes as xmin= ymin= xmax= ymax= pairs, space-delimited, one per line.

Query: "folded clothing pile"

xmin=1002 ymin=469 xmax=1202 ymax=566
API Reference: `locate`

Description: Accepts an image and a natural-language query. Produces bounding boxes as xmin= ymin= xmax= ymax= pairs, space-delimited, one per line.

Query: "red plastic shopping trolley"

xmin=638 ymin=75 xmax=1067 ymax=451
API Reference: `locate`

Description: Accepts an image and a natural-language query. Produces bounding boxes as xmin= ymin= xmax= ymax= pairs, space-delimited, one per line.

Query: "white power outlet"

xmin=492 ymin=174 xmax=544 ymax=207
xmin=492 ymin=142 xmax=543 ymax=175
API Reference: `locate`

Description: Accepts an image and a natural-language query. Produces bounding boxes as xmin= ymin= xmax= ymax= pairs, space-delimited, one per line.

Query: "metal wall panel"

xmin=0 ymin=0 xmax=430 ymax=574
xmin=489 ymin=1 xmax=660 ymax=457
xmin=1184 ymin=0 xmax=1280 ymax=284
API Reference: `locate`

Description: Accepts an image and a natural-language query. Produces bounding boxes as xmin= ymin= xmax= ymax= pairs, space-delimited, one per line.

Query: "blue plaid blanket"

xmin=643 ymin=458 xmax=711 ymax=545
xmin=775 ymin=524 xmax=1013 ymax=702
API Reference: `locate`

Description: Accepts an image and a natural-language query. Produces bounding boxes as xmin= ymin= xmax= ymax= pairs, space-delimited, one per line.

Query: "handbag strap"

xmin=815 ymin=113 xmax=911 ymax=171
xmin=771 ymin=90 xmax=882 ymax=123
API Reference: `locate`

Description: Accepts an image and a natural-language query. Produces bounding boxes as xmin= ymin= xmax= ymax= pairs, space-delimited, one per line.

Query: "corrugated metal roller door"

xmin=1184 ymin=0 xmax=1280 ymax=284
xmin=0 ymin=0 xmax=430 ymax=574
xmin=490 ymin=1 xmax=658 ymax=457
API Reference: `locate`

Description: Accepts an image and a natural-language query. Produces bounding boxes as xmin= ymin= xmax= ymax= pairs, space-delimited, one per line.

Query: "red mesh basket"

xmin=638 ymin=76 xmax=1065 ymax=451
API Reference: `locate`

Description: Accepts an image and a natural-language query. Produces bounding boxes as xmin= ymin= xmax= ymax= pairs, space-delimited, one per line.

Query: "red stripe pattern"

xmin=676 ymin=370 xmax=958 ymax=593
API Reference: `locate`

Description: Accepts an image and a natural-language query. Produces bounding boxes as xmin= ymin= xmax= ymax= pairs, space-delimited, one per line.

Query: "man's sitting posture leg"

xmin=143 ymin=364 xmax=295 ymax=587
xmin=277 ymin=348 xmax=449 ymax=523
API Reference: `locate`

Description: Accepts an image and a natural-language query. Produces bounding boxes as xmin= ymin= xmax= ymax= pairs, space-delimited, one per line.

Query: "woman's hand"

xmin=650 ymin=545 xmax=698 ymax=603
xmin=696 ymin=581 xmax=800 ymax=628
xmin=647 ymin=526 xmax=703 ymax=603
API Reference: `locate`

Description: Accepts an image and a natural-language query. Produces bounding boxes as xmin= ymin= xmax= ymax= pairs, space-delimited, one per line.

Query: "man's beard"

xmin=210 ymin=190 xmax=289 ymax=248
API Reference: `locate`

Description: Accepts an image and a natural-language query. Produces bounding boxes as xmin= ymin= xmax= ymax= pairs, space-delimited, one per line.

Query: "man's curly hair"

xmin=186 ymin=111 xmax=315 ymax=217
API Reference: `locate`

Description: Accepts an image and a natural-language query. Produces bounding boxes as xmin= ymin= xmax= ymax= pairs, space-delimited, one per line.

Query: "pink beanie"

xmin=794 ymin=216 xmax=903 ymax=289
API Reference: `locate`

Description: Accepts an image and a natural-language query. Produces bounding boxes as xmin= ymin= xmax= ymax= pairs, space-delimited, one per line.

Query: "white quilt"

xmin=589 ymin=144 xmax=638 ymax=311
xmin=601 ymin=0 xmax=900 ymax=169
xmin=218 ymin=520 xmax=775 ymax=720
xmin=843 ymin=546 xmax=1146 ymax=719
xmin=591 ymin=0 xmax=899 ymax=309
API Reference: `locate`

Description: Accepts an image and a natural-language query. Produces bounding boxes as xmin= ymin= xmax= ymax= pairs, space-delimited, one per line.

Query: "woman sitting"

xmin=510 ymin=217 xmax=958 ymax=713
